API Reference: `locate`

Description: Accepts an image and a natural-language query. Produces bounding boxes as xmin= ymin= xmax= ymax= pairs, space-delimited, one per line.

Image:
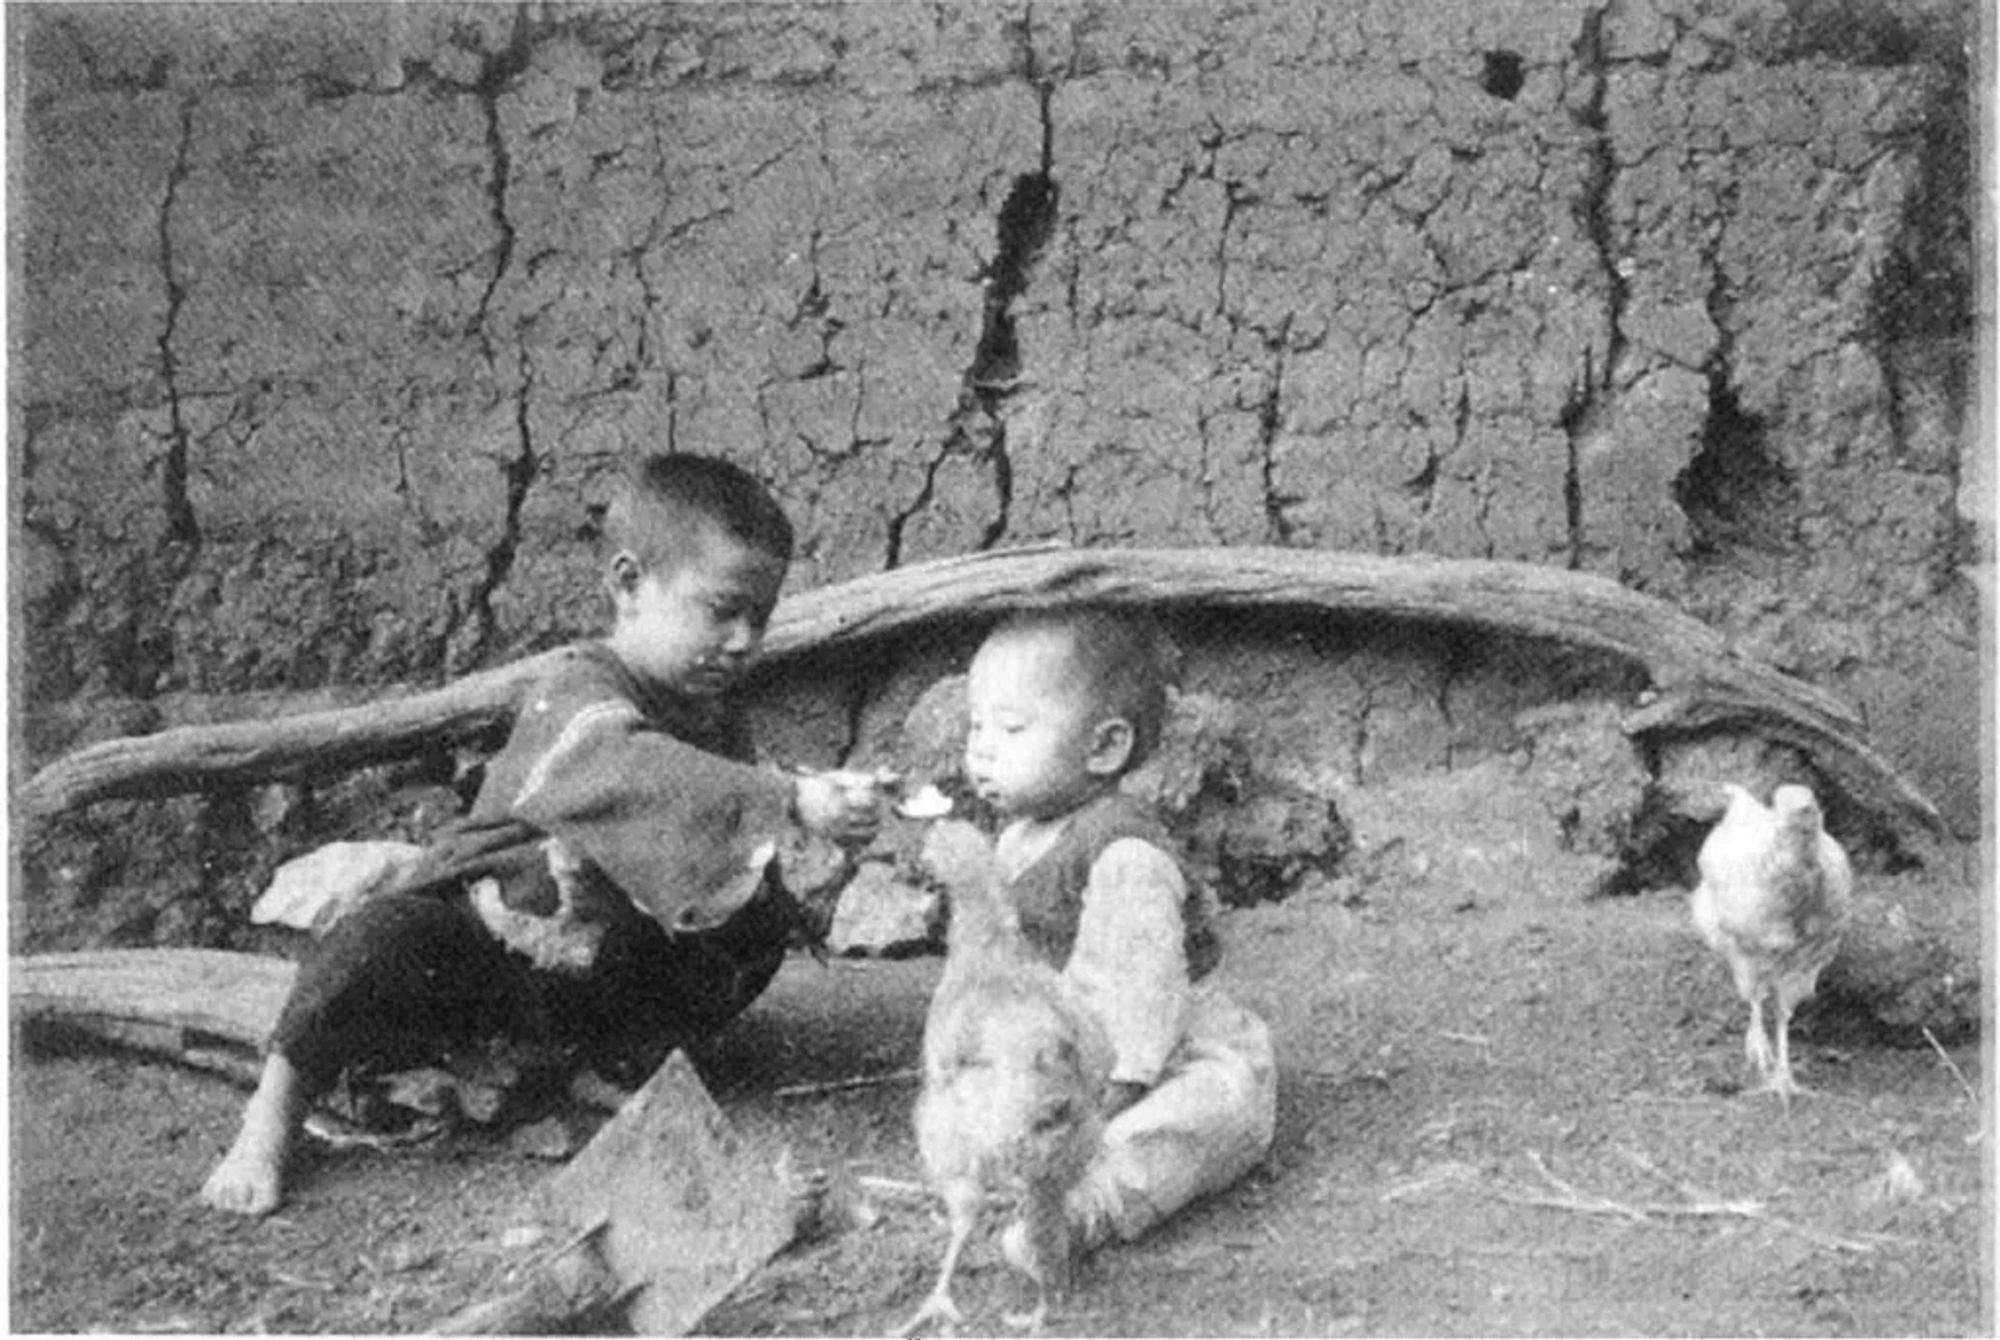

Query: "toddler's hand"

xmin=793 ymin=768 xmax=888 ymax=847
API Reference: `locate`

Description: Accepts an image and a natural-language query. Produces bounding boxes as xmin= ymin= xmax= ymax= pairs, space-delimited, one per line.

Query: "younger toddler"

xmin=961 ymin=607 xmax=1277 ymax=1256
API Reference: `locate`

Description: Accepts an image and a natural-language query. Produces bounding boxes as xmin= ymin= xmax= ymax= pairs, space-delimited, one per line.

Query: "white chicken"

xmin=900 ymin=820 xmax=1111 ymax=1337
xmin=1690 ymin=783 xmax=1854 ymax=1103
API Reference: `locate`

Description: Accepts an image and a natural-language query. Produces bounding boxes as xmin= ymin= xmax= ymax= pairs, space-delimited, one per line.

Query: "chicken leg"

xmin=998 ymin=1178 xmax=1075 ymax=1331
xmin=900 ymin=1177 xmax=983 ymax=1337
xmin=1765 ymin=976 xmax=1820 ymax=1104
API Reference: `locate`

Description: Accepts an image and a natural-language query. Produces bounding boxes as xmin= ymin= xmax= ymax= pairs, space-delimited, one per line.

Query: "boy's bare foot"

xmin=201 ymin=1053 xmax=303 ymax=1216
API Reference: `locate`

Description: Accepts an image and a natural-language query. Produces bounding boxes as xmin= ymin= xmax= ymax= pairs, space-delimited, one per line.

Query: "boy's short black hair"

xmin=603 ymin=453 xmax=795 ymax=571
xmin=996 ymin=605 xmax=1174 ymax=771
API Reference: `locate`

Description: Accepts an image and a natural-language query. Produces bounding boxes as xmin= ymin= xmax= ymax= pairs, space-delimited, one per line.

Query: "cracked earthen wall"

xmin=12 ymin=1 xmax=1982 ymax=848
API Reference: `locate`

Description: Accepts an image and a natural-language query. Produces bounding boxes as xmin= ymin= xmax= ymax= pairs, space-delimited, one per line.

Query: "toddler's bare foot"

xmin=201 ymin=1054 xmax=302 ymax=1217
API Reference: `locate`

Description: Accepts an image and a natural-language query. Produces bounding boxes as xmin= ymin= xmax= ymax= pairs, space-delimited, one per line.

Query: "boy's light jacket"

xmin=391 ymin=640 xmax=797 ymax=945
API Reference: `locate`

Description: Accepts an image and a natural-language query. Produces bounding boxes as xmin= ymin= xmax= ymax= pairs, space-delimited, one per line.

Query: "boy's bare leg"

xmin=201 ymin=1051 xmax=306 ymax=1216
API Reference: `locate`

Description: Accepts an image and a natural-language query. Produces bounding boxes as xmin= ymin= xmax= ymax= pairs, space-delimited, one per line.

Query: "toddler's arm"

xmin=1064 ymin=837 xmax=1192 ymax=1090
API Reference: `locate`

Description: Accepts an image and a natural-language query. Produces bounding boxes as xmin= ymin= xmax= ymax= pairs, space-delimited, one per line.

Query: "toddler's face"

xmin=606 ymin=522 xmax=786 ymax=698
xmin=964 ymin=627 xmax=1105 ymax=821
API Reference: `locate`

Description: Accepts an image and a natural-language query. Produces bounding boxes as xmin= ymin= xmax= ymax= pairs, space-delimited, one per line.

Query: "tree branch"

xmin=18 ymin=546 xmax=1945 ymax=837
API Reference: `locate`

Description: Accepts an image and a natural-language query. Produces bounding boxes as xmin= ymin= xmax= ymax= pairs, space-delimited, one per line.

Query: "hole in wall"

xmin=969 ymin=171 xmax=1059 ymax=389
xmin=1481 ymin=50 xmax=1525 ymax=101
xmin=1672 ymin=381 xmax=1798 ymax=555
xmin=1778 ymin=0 xmax=1920 ymax=65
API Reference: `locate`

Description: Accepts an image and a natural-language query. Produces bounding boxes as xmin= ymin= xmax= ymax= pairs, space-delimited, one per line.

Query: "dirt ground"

xmin=11 ymin=844 xmax=1991 ymax=1336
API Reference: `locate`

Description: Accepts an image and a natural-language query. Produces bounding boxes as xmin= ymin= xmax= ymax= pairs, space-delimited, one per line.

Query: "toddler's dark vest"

xmin=1007 ymin=792 xmax=1221 ymax=982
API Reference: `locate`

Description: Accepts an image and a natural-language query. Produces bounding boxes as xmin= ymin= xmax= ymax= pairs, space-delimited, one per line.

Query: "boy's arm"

xmin=499 ymin=681 xmax=799 ymax=933
xmin=1064 ymin=837 xmax=1192 ymax=1089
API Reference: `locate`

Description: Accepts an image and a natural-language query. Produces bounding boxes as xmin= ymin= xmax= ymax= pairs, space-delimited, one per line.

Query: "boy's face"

xmin=964 ymin=625 xmax=1126 ymax=821
xmin=605 ymin=521 xmax=787 ymax=698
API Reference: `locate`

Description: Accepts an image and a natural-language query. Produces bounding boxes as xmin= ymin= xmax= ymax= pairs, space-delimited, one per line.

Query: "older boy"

xmin=961 ymin=607 xmax=1277 ymax=1260
xmin=202 ymin=453 xmax=882 ymax=1216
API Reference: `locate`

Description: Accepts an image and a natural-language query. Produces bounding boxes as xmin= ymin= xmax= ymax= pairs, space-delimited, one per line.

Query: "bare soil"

xmin=11 ymin=849 xmax=1990 ymax=1336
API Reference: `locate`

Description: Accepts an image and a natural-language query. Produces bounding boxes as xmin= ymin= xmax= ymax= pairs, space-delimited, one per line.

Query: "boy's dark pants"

xmin=268 ymin=880 xmax=799 ymax=1096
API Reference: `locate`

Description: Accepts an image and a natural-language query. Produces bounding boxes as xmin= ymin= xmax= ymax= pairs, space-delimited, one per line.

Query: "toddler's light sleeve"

xmin=1065 ymin=837 xmax=1191 ymax=1087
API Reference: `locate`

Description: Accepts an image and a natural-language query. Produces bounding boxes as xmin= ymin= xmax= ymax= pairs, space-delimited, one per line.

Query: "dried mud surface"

xmin=12 ymin=843 xmax=1988 ymax=1336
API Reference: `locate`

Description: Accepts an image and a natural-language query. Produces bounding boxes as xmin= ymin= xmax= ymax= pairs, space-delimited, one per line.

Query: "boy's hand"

xmin=793 ymin=768 xmax=887 ymax=847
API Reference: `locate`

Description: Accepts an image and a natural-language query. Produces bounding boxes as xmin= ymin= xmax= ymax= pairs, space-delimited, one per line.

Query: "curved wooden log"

xmin=10 ymin=948 xmax=295 ymax=1059
xmin=18 ymin=647 xmax=582 ymax=819
xmin=18 ymin=545 xmax=1945 ymax=836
